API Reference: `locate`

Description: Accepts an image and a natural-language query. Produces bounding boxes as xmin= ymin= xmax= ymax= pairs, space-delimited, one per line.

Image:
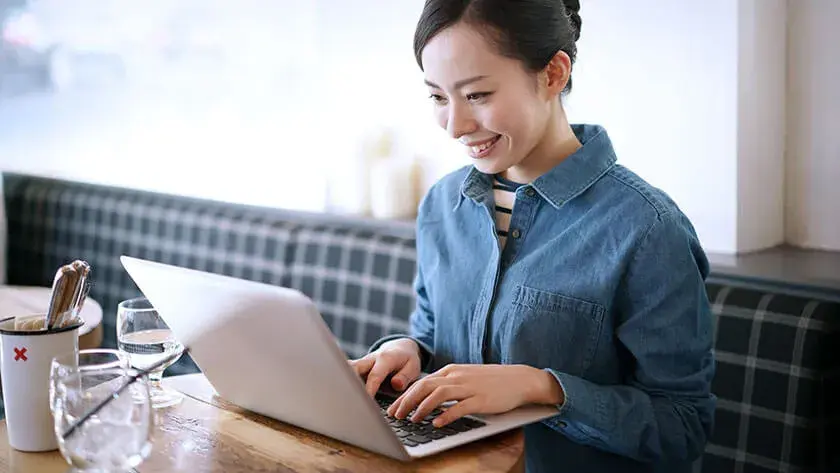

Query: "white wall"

xmin=736 ymin=0 xmax=787 ymax=251
xmin=1 ymin=0 xmax=837 ymax=253
xmin=0 ymin=0 xmax=458 ymax=213
xmin=566 ymin=0 xmax=740 ymax=253
xmin=786 ymin=0 xmax=840 ymax=251
xmin=0 ymin=1 xmax=333 ymax=212
xmin=566 ymin=0 xmax=791 ymax=254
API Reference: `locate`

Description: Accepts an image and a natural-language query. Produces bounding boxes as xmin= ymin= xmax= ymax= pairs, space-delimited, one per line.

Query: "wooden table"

xmin=0 ymin=286 xmax=103 ymax=349
xmin=0 ymin=374 xmax=525 ymax=472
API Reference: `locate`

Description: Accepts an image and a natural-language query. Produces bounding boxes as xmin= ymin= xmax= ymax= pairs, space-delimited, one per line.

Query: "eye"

xmin=429 ymin=94 xmax=448 ymax=105
xmin=466 ymin=92 xmax=492 ymax=103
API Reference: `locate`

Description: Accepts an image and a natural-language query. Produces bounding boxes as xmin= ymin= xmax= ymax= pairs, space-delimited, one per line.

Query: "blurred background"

xmin=0 ymin=0 xmax=837 ymax=255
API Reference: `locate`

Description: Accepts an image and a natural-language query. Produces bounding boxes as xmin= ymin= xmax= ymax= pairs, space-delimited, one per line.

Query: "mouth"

xmin=465 ymin=135 xmax=501 ymax=159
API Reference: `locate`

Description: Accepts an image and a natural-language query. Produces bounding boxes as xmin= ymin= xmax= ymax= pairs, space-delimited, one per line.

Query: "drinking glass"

xmin=50 ymin=349 xmax=130 ymax=411
xmin=51 ymin=366 xmax=153 ymax=472
xmin=116 ymin=297 xmax=185 ymax=408
xmin=51 ymin=349 xmax=130 ymax=379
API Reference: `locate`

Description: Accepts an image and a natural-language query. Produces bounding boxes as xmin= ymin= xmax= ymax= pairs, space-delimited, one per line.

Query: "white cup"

xmin=0 ymin=315 xmax=82 ymax=452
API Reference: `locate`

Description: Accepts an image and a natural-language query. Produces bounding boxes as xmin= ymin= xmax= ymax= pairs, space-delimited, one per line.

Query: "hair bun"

xmin=562 ymin=0 xmax=582 ymax=41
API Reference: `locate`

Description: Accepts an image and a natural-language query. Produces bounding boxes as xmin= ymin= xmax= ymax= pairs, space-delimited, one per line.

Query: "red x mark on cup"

xmin=14 ymin=347 xmax=27 ymax=362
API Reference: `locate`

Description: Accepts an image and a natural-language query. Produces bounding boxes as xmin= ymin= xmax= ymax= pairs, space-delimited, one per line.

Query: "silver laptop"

xmin=120 ymin=255 xmax=558 ymax=461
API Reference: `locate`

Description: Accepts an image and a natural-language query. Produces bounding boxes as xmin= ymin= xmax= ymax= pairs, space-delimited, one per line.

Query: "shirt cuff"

xmin=542 ymin=368 xmax=600 ymax=434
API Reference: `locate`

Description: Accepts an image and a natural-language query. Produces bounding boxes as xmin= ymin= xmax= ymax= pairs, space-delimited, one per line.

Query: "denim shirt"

xmin=373 ymin=124 xmax=716 ymax=473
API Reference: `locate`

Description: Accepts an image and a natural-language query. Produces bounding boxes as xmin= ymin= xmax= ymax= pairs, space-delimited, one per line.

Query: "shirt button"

xmin=525 ymin=188 xmax=536 ymax=197
xmin=511 ymin=228 xmax=521 ymax=239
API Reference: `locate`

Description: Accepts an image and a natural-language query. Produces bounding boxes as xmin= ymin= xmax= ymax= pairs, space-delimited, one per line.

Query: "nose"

xmin=445 ymin=102 xmax=477 ymax=139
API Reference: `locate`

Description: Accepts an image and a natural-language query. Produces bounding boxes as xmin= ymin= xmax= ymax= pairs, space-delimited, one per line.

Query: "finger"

xmin=386 ymin=395 xmax=403 ymax=418
xmin=388 ymin=365 xmax=457 ymax=416
xmin=385 ymin=385 xmax=415 ymax=417
xmin=387 ymin=385 xmax=416 ymax=418
xmin=411 ymin=385 xmax=466 ymax=422
xmin=418 ymin=364 xmax=451 ymax=381
xmin=349 ymin=355 xmax=375 ymax=377
xmin=391 ymin=377 xmax=447 ymax=420
xmin=390 ymin=356 xmax=421 ymax=392
xmin=387 ymin=368 xmax=432 ymax=416
xmin=365 ymin=359 xmax=397 ymax=398
xmin=433 ymin=364 xmax=456 ymax=378
xmin=433 ymin=398 xmax=480 ymax=428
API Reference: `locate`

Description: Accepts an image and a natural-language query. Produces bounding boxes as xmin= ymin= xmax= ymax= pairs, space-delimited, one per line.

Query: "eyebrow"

xmin=424 ymin=75 xmax=488 ymax=90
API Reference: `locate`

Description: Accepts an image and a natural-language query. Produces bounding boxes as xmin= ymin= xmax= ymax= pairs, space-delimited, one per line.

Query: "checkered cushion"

xmin=3 ymin=174 xmax=298 ymax=376
xmin=285 ymin=225 xmax=415 ymax=358
xmin=697 ymin=283 xmax=840 ymax=473
xmin=2 ymin=173 xmax=416 ymax=377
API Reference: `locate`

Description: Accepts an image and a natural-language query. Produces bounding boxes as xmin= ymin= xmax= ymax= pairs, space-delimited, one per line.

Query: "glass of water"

xmin=117 ymin=297 xmax=185 ymax=408
xmin=50 ymin=349 xmax=130 ymax=410
xmin=51 ymin=349 xmax=130 ymax=378
xmin=51 ymin=366 xmax=153 ymax=472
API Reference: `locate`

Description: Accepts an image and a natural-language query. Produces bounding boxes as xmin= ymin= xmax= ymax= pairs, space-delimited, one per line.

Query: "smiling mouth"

xmin=467 ymin=135 xmax=501 ymax=159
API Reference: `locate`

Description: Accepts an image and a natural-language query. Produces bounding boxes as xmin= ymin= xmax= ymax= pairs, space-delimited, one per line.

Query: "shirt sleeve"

xmin=541 ymin=210 xmax=716 ymax=464
xmin=367 ymin=201 xmax=436 ymax=372
xmin=367 ymin=262 xmax=436 ymax=371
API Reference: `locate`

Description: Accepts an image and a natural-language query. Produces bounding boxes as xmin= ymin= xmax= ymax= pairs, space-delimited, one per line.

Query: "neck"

xmin=502 ymin=104 xmax=581 ymax=184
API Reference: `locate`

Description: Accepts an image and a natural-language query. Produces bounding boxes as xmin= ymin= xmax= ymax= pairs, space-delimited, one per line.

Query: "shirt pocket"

xmin=502 ymin=284 xmax=605 ymax=376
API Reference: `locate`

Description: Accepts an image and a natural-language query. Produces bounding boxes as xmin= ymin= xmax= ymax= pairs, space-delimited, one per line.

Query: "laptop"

xmin=119 ymin=255 xmax=559 ymax=461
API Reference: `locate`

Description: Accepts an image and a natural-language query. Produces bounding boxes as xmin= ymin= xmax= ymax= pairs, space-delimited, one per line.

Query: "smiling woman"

xmin=416 ymin=1 xmax=583 ymax=186
xmin=349 ymin=1 xmax=717 ymax=473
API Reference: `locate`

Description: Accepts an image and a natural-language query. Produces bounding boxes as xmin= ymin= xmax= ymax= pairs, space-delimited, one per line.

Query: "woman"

xmin=350 ymin=1 xmax=716 ymax=472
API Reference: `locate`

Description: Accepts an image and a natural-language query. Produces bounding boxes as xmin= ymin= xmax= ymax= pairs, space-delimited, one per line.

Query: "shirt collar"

xmin=459 ymin=124 xmax=617 ymax=209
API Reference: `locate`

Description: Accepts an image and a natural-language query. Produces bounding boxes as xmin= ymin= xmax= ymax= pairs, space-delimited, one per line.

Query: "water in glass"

xmin=51 ymin=367 xmax=153 ymax=472
xmin=117 ymin=297 xmax=185 ymax=408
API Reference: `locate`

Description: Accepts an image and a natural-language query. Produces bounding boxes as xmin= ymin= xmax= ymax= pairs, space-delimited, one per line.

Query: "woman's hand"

xmin=349 ymin=338 xmax=423 ymax=397
xmin=387 ymin=364 xmax=564 ymax=428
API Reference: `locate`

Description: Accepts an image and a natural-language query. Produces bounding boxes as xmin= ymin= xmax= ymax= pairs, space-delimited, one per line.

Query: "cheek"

xmin=493 ymin=101 xmax=543 ymax=147
xmin=479 ymin=106 xmax=530 ymax=145
xmin=435 ymin=108 xmax=447 ymax=129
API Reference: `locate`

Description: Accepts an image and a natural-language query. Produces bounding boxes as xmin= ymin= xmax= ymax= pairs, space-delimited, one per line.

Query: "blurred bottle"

xmin=324 ymin=127 xmax=394 ymax=217
xmin=369 ymin=152 xmax=420 ymax=220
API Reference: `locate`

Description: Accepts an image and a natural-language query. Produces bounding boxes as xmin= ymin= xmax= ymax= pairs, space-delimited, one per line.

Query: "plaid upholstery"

xmin=285 ymin=225 xmax=415 ymax=357
xmin=2 ymin=173 xmax=839 ymax=473
xmin=696 ymin=283 xmax=840 ymax=473
xmin=1 ymin=173 xmax=416 ymax=375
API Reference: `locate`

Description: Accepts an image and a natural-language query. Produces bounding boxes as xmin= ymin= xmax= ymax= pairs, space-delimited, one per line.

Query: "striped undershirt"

xmin=493 ymin=174 xmax=525 ymax=248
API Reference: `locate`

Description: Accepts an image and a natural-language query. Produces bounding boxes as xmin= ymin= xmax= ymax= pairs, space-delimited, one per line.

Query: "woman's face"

xmin=421 ymin=22 xmax=554 ymax=176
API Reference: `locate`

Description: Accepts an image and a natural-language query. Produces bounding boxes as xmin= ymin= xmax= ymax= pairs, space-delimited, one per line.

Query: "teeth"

xmin=471 ymin=137 xmax=498 ymax=153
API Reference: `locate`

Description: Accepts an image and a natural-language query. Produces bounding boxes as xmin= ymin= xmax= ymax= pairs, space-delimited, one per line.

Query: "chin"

xmin=471 ymin=158 xmax=512 ymax=176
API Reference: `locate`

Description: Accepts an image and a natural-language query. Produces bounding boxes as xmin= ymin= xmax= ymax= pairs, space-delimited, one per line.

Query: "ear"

xmin=540 ymin=50 xmax=572 ymax=99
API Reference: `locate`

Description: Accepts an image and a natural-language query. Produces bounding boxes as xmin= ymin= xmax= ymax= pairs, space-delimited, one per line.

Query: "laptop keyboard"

xmin=375 ymin=394 xmax=486 ymax=447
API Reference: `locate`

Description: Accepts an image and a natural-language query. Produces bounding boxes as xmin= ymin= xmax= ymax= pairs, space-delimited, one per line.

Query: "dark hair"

xmin=413 ymin=0 xmax=582 ymax=93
